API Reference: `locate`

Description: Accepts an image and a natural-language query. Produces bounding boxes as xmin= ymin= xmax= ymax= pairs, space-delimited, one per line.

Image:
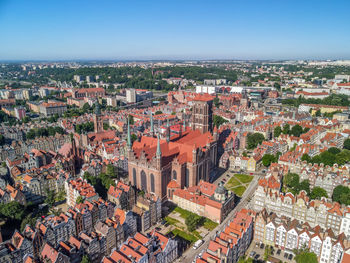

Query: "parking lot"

xmin=247 ymin=241 xmax=295 ymax=262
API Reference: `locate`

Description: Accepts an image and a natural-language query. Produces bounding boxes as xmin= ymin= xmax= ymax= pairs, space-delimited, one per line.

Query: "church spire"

xmin=150 ymin=112 xmax=154 ymax=136
xmin=127 ymin=117 xmax=131 ymax=148
xmin=166 ymin=118 xmax=170 ymax=143
xmin=156 ymin=134 xmax=162 ymax=157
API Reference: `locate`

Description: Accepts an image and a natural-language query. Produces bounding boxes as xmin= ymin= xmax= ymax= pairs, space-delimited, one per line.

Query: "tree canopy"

xmin=295 ymin=250 xmax=318 ymax=263
xmin=344 ymin=138 xmax=350 ymax=150
xmin=247 ymin=133 xmax=265 ymax=149
xmin=74 ymin=122 xmax=94 ymax=134
xmin=302 ymin=148 xmax=350 ymax=166
xmin=262 ymin=153 xmax=280 ymax=167
xmin=310 ymin=186 xmax=328 ymax=200
xmin=273 ymin=126 xmax=282 ymax=138
xmin=213 ymin=115 xmax=228 ymax=128
xmin=332 ymin=185 xmax=350 ymax=205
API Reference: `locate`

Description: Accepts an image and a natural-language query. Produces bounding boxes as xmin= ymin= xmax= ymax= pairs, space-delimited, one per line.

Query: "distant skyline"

xmin=0 ymin=0 xmax=350 ymax=61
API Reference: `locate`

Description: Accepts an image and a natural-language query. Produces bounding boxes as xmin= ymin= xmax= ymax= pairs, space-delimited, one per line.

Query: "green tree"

xmin=99 ymin=172 xmax=116 ymax=190
xmin=247 ymin=133 xmax=265 ymax=149
xmin=315 ymin=109 xmax=321 ymax=117
xmin=238 ymin=256 xmax=253 ymax=263
xmin=343 ymin=138 xmax=350 ymax=150
xmin=262 ymin=154 xmax=276 ymax=167
xmin=274 ymin=82 xmax=281 ymax=91
xmin=291 ymin=124 xmax=303 ymax=137
xmin=0 ymin=201 xmax=25 ymax=220
xmin=155 ymin=111 xmax=163 ymax=115
xmin=273 ymin=126 xmax=282 ymax=138
xmin=81 ymin=255 xmax=92 ymax=263
xmin=45 ymin=189 xmax=56 ymax=207
xmin=131 ymin=134 xmax=137 ymax=144
xmin=106 ymin=164 xmax=118 ymax=179
xmin=76 ymin=196 xmax=84 ymax=204
xmin=26 ymin=129 xmax=36 ymax=140
xmin=310 ymin=187 xmax=328 ymax=200
xmin=282 ymin=123 xmax=290 ymax=135
xmin=264 ymin=245 xmax=272 ymax=261
xmin=0 ymin=134 xmax=4 ymax=146
xmin=213 ymin=97 xmax=220 ymax=108
xmin=295 ymin=250 xmax=318 ymax=263
xmin=185 ymin=215 xmax=201 ymax=232
xmin=328 ymin=147 xmax=341 ymax=155
xmin=301 ymin=153 xmax=311 ymax=162
xmin=20 ymin=214 xmax=37 ymax=232
xmin=332 ymin=185 xmax=350 ymax=205
xmin=299 ymin=180 xmax=311 ymax=195
xmin=128 ymin=115 xmax=134 ymax=125
xmin=82 ymin=103 xmax=91 ymax=112
xmin=284 ymin=173 xmax=300 ymax=189
xmin=213 ymin=115 xmax=228 ymax=128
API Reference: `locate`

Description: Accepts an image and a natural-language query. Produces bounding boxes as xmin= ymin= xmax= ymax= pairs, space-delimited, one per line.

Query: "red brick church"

xmin=127 ymin=94 xmax=218 ymax=200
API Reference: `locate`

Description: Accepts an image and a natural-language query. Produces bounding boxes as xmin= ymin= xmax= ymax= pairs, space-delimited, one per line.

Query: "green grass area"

xmin=226 ymin=177 xmax=241 ymax=188
xmin=232 ymin=185 xmax=246 ymax=197
xmin=192 ymin=230 xmax=202 ymax=239
xmin=203 ymin=218 xmax=219 ymax=231
xmin=174 ymin=206 xmax=193 ymax=219
xmin=164 ymin=216 xmax=180 ymax=226
xmin=234 ymin=174 xmax=253 ymax=184
xmin=171 ymin=228 xmax=198 ymax=243
xmin=173 ymin=206 xmax=218 ymax=231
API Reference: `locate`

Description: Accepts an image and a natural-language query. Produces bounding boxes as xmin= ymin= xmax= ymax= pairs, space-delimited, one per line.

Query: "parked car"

xmin=260 ymin=243 xmax=264 ymax=249
xmin=284 ymin=253 xmax=289 ymax=259
xmin=277 ymin=249 xmax=281 ymax=255
xmin=249 ymin=251 xmax=256 ymax=258
xmin=193 ymin=240 xmax=203 ymax=250
xmin=288 ymin=254 xmax=293 ymax=260
xmin=254 ymin=254 xmax=260 ymax=260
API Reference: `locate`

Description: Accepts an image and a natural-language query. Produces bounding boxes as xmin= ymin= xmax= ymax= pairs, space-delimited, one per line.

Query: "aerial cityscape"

xmin=0 ymin=1 xmax=350 ymax=263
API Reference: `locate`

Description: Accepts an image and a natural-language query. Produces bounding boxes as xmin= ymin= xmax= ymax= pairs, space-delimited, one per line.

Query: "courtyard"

xmin=225 ymin=173 xmax=253 ymax=197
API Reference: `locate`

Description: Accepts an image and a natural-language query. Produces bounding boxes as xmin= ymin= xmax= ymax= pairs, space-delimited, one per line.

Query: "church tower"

xmin=93 ymin=101 xmax=103 ymax=133
xmin=191 ymin=94 xmax=214 ymax=133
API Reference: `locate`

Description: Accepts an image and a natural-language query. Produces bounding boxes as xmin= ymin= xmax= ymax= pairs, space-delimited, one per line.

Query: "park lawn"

xmin=192 ymin=230 xmax=202 ymax=239
xmin=174 ymin=206 xmax=218 ymax=231
xmin=234 ymin=174 xmax=253 ymax=184
xmin=171 ymin=228 xmax=198 ymax=243
xmin=174 ymin=206 xmax=193 ymax=219
xmin=165 ymin=216 xmax=180 ymax=226
xmin=226 ymin=177 xmax=241 ymax=188
xmin=203 ymin=218 xmax=219 ymax=231
xmin=232 ymin=185 xmax=246 ymax=197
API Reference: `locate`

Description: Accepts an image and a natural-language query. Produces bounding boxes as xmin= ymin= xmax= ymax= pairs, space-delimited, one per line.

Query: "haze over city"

xmin=0 ymin=0 xmax=350 ymax=60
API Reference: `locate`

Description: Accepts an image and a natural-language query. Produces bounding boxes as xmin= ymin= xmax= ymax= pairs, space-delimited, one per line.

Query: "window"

xmin=150 ymin=173 xmax=155 ymax=193
xmin=185 ymin=168 xmax=189 ymax=187
xmin=133 ymin=168 xmax=137 ymax=185
xmin=172 ymin=170 xmax=177 ymax=180
xmin=140 ymin=170 xmax=147 ymax=191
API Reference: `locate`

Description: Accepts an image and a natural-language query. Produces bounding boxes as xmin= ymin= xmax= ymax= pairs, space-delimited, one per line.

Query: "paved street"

xmin=177 ymin=173 xmax=261 ymax=263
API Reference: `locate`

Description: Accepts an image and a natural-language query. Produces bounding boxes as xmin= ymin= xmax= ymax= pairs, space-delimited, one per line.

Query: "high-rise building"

xmin=126 ymin=89 xmax=137 ymax=103
xmin=14 ymin=107 xmax=26 ymax=120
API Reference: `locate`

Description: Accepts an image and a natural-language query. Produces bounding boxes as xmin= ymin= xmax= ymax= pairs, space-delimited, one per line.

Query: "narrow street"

xmin=177 ymin=173 xmax=260 ymax=263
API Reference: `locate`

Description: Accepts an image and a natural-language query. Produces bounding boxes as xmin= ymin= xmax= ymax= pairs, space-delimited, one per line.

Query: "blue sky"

xmin=0 ymin=0 xmax=349 ymax=60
